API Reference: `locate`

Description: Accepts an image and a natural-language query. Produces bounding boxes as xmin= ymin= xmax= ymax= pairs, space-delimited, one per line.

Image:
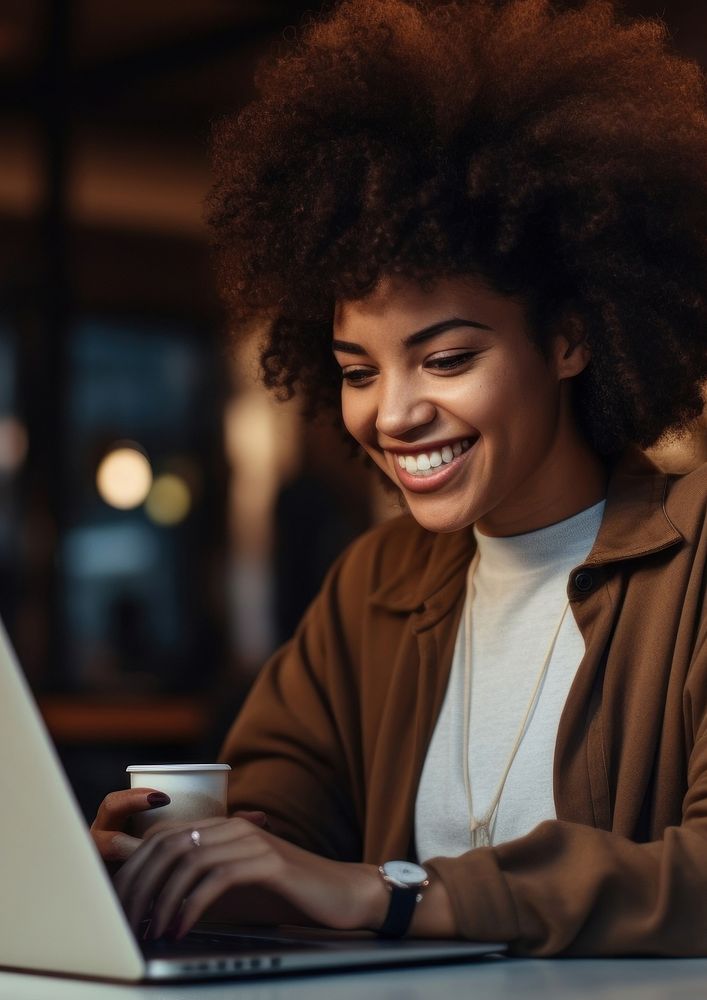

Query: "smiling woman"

xmin=90 ymin=0 xmax=707 ymax=957
xmin=332 ymin=274 xmax=605 ymax=535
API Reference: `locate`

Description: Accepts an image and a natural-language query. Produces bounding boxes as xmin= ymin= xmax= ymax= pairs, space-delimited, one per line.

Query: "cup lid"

xmin=126 ymin=763 xmax=231 ymax=772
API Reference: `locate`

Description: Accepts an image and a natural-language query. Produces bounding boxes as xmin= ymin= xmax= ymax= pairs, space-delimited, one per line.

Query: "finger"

xmin=233 ymin=810 xmax=268 ymax=828
xmin=149 ymin=840 xmax=268 ymax=939
xmin=141 ymin=815 xmax=259 ymax=845
xmin=141 ymin=814 xmax=233 ymax=842
xmin=175 ymin=853 xmax=277 ymax=939
xmin=92 ymin=788 xmax=170 ymax=832
xmin=115 ymin=827 xmax=194 ymax=929
xmin=187 ymin=817 xmax=266 ymax=846
xmin=116 ymin=819 xmax=261 ymax=928
xmin=118 ymin=821 xmax=247 ymax=929
xmin=93 ymin=829 xmax=142 ymax=863
xmin=115 ymin=821 xmax=218 ymax=897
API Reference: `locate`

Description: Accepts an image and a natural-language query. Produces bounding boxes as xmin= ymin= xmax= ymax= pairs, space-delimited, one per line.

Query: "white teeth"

xmin=393 ymin=437 xmax=476 ymax=476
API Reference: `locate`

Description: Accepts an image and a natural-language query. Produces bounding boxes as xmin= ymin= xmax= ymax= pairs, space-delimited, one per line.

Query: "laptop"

xmin=0 ymin=617 xmax=506 ymax=982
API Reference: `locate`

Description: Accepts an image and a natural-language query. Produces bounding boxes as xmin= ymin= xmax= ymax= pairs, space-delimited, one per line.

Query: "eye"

xmin=340 ymin=366 xmax=376 ymax=386
xmin=426 ymin=351 xmax=478 ymax=372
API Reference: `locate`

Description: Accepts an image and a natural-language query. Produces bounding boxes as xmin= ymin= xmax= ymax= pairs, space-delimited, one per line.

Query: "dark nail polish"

xmin=147 ymin=792 xmax=170 ymax=807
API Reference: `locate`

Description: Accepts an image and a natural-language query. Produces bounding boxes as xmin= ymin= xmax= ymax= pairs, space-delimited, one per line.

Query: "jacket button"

xmin=574 ymin=571 xmax=594 ymax=593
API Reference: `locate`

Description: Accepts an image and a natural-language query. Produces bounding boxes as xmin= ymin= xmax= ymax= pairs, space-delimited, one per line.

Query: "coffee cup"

xmin=126 ymin=763 xmax=231 ymax=836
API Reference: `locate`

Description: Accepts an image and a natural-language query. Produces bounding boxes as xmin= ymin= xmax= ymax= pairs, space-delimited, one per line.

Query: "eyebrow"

xmin=331 ymin=317 xmax=494 ymax=356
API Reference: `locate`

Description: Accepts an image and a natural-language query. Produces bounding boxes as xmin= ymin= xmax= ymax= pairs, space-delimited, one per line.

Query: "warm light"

xmin=0 ymin=416 xmax=28 ymax=472
xmin=145 ymin=473 xmax=191 ymax=525
xmin=96 ymin=446 xmax=152 ymax=510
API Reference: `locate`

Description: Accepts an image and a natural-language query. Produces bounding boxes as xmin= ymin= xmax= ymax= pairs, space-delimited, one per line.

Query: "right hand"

xmin=90 ymin=788 xmax=268 ymax=867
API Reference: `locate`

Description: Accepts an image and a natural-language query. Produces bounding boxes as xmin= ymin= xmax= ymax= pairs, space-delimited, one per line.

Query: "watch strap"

xmin=378 ymin=884 xmax=420 ymax=938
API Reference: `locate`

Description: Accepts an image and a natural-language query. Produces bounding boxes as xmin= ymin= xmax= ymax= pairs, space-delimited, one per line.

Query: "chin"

xmin=404 ymin=501 xmax=474 ymax=535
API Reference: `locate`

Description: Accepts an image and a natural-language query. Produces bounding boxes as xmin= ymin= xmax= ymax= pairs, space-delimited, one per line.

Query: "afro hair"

xmin=207 ymin=0 xmax=707 ymax=456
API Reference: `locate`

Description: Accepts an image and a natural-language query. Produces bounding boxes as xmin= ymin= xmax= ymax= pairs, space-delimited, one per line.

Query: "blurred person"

xmin=90 ymin=0 xmax=707 ymax=955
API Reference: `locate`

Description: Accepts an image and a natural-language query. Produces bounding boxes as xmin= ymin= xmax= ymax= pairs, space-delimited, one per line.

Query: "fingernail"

xmin=147 ymin=792 xmax=170 ymax=807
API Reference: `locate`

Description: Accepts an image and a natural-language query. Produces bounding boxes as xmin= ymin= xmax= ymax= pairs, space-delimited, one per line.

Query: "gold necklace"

xmin=461 ymin=549 xmax=571 ymax=849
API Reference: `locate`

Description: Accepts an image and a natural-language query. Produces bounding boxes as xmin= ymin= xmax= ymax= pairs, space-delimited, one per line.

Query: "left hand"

xmin=112 ymin=815 xmax=387 ymax=940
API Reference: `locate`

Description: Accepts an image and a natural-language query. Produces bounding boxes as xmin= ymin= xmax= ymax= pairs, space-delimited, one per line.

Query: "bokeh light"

xmin=0 ymin=416 xmax=28 ymax=473
xmin=96 ymin=444 xmax=152 ymax=510
xmin=145 ymin=473 xmax=191 ymax=525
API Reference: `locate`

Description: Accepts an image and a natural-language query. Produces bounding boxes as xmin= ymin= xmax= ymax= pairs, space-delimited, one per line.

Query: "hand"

xmin=89 ymin=788 xmax=267 ymax=866
xmin=112 ymin=815 xmax=387 ymax=940
xmin=90 ymin=787 xmax=170 ymax=865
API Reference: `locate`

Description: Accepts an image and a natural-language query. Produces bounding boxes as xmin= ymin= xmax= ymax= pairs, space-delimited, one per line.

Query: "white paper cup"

xmin=126 ymin=763 xmax=231 ymax=836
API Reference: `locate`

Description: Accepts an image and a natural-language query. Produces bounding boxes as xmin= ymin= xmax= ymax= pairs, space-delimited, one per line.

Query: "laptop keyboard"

xmin=142 ymin=930 xmax=321 ymax=957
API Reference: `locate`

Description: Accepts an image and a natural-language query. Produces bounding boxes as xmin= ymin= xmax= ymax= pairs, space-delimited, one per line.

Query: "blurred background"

xmin=0 ymin=0 xmax=705 ymax=819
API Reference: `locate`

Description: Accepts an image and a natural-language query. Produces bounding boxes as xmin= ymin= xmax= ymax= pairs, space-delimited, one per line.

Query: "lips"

xmin=389 ymin=436 xmax=479 ymax=494
xmin=393 ymin=437 xmax=474 ymax=475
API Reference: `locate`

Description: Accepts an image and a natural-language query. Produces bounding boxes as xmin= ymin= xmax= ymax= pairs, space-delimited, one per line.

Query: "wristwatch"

xmin=377 ymin=860 xmax=430 ymax=938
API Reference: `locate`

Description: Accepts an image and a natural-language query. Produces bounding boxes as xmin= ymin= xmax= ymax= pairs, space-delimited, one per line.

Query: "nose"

xmin=375 ymin=374 xmax=437 ymax=440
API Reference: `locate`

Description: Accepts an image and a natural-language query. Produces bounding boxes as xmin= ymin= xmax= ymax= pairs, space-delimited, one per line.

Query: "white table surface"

xmin=2 ymin=957 xmax=707 ymax=1000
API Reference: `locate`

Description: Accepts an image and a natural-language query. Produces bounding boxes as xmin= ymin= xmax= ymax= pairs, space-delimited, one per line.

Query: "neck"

xmin=476 ymin=394 xmax=609 ymax=538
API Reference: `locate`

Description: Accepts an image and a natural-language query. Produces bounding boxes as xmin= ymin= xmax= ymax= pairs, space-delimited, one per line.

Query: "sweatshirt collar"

xmin=371 ymin=446 xmax=683 ymax=615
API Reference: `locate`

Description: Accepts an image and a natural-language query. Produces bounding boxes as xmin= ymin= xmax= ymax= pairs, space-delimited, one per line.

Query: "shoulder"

xmin=327 ymin=512 xmax=437 ymax=599
xmin=664 ymin=461 xmax=707 ymax=540
xmin=318 ymin=511 xmax=474 ymax=627
xmin=293 ymin=514 xmax=440 ymax=669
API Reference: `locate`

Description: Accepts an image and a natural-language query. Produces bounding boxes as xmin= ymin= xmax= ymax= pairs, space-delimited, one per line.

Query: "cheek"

xmin=475 ymin=363 xmax=554 ymax=430
xmin=341 ymin=390 xmax=373 ymax=444
xmin=340 ymin=395 xmax=357 ymax=440
xmin=452 ymin=373 xmax=514 ymax=428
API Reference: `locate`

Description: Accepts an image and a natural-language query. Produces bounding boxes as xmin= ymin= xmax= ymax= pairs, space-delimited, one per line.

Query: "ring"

xmin=190 ymin=829 xmax=201 ymax=848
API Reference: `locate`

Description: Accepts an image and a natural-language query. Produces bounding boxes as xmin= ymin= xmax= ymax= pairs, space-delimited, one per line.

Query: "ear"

xmin=553 ymin=331 xmax=591 ymax=381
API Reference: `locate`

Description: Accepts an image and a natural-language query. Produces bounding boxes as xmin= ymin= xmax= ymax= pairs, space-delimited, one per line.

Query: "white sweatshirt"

xmin=415 ymin=499 xmax=606 ymax=862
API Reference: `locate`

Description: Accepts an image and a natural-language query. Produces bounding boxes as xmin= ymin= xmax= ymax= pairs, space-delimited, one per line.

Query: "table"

xmin=2 ymin=957 xmax=707 ymax=999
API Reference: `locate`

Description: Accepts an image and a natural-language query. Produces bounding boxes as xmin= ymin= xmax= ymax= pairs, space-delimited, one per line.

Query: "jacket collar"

xmin=584 ymin=445 xmax=682 ymax=565
xmin=371 ymin=446 xmax=683 ymax=616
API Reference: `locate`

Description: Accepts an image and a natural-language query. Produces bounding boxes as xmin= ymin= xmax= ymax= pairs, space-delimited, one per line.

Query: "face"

xmin=333 ymin=273 xmax=599 ymax=536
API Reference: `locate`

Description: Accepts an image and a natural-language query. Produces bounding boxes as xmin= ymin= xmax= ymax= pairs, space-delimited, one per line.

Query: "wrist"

xmin=358 ymin=863 xmax=391 ymax=930
xmin=376 ymin=860 xmax=431 ymax=938
xmin=408 ymin=877 xmax=456 ymax=937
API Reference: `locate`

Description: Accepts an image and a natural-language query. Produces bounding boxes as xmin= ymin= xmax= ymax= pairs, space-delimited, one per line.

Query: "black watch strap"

xmin=378 ymin=886 xmax=419 ymax=938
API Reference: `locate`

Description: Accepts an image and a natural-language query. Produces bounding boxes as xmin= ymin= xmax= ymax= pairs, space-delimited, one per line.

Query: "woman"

xmin=90 ymin=0 xmax=707 ymax=955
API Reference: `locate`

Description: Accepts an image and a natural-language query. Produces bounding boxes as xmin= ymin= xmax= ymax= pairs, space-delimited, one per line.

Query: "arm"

xmin=425 ymin=820 xmax=704 ymax=955
xmin=112 ymin=522 xmax=461 ymax=940
xmin=125 ymin=639 xmax=707 ymax=949
xmin=218 ymin=548 xmax=365 ymax=861
xmin=112 ymin=812 xmax=458 ymax=939
xmin=110 ymin=739 xmax=707 ymax=950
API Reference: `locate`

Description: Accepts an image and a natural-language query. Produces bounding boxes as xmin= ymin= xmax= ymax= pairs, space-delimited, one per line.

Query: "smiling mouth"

xmin=390 ymin=437 xmax=476 ymax=477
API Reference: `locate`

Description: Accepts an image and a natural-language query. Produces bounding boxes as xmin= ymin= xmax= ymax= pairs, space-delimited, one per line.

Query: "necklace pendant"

xmin=469 ymin=819 xmax=491 ymax=848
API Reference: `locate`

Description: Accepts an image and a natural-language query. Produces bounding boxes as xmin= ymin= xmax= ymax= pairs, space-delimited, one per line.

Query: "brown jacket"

xmin=219 ymin=447 xmax=707 ymax=956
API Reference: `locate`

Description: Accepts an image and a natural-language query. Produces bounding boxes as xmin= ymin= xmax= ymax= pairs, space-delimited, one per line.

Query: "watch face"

xmin=383 ymin=860 xmax=428 ymax=887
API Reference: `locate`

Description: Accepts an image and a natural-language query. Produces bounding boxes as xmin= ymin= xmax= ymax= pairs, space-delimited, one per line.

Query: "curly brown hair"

xmin=206 ymin=0 xmax=707 ymax=456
